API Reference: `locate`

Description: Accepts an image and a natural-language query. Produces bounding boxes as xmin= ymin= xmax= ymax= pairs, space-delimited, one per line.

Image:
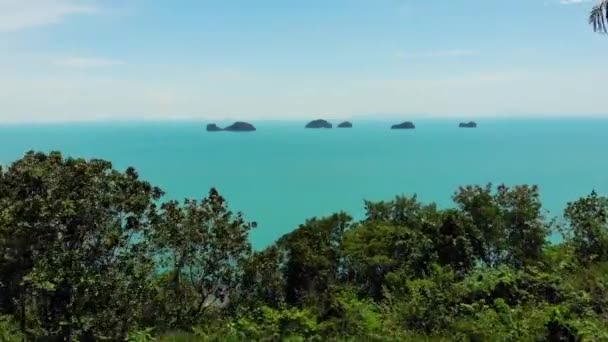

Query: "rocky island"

xmin=391 ymin=121 xmax=415 ymax=130
xmin=206 ymin=124 xmax=223 ymax=132
xmin=305 ymin=119 xmax=332 ymax=129
xmin=337 ymin=121 xmax=353 ymax=128
xmin=224 ymin=121 xmax=256 ymax=132
xmin=206 ymin=122 xmax=256 ymax=132
xmin=459 ymin=121 xmax=477 ymax=128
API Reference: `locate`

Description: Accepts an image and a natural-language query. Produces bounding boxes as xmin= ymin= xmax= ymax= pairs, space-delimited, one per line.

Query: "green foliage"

xmin=240 ymin=306 xmax=320 ymax=340
xmin=455 ymin=266 xmax=564 ymax=307
xmin=453 ymin=301 xmax=553 ymax=341
xmin=381 ymin=265 xmax=458 ymax=333
xmin=149 ymin=188 xmax=255 ymax=328
xmin=0 ymin=315 xmax=24 ymax=342
xmin=277 ymin=213 xmax=351 ymax=307
xmin=453 ymin=184 xmax=549 ymax=267
xmin=364 ymin=195 xmax=441 ymax=232
xmin=128 ymin=327 xmax=156 ymax=342
xmin=157 ymin=331 xmax=204 ymax=342
xmin=317 ymin=287 xmax=384 ymax=339
xmin=0 ymin=151 xmax=162 ymax=340
xmin=434 ymin=210 xmax=477 ymax=273
xmin=2 ymin=151 xmax=608 ymax=341
xmin=561 ymin=261 xmax=608 ymax=316
xmin=240 ymin=245 xmax=285 ymax=309
xmin=342 ymin=222 xmax=435 ymax=300
xmin=564 ymin=191 xmax=608 ymax=263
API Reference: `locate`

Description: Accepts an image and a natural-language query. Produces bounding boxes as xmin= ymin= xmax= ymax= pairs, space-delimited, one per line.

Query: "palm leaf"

xmin=590 ymin=0 xmax=608 ymax=33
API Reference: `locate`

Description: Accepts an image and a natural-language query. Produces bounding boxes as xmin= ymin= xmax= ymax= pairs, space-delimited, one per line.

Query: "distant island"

xmin=337 ymin=121 xmax=353 ymax=128
xmin=459 ymin=121 xmax=477 ymax=128
xmin=391 ymin=121 xmax=415 ymax=130
xmin=206 ymin=122 xmax=256 ymax=132
xmin=206 ymin=124 xmax=223 ymax=132
xmin=306 ymin=119 xmax=332 ymax=129
xmin=225 ymin=122 xmax=256 ymax=132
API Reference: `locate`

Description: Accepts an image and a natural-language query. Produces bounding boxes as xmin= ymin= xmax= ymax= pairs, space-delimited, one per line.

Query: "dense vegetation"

xmin=1 ymin=151 xmax=608 ymax=341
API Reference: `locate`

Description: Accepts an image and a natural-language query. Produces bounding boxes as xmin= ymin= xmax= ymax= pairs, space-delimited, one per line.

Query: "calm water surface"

xmin=0 ymin=119 xmax=606 ymax=248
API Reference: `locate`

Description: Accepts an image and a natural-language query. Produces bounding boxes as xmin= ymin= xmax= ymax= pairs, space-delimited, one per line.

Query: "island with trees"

xmin=391 ymin=121 xmax=415 ymax=129
xmin=459 ymin=121 xmax=477 ymax=128
xmin=206 ymin=122 xmax=256 ymax=132
xmin=1 ymin=151 xmax=608 ymax=341
xmin=206 ymin=123 xmax=223 ymax=132
xmin=337 ymin=121 xmax=353 ymax=128
xmin=305 ymin=119 xmax=332 ymax=129
xmin=224 ymin=121 xmax=256 ymax=132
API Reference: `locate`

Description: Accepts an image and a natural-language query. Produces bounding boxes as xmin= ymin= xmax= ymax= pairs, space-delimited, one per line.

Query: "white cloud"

xmin=559 ymin=0 xmax=592 ymax=4
xmin=0 ymin=0 xmax=97 ymax=33
xmin=53 ymin=57 xmax=125 ymax=68
xmin=396 ymin=49 xmax=478 ymax=60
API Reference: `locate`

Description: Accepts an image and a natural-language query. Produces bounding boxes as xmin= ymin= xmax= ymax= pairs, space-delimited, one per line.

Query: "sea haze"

xmin=0 ymin=119 xmax=606 ymax=248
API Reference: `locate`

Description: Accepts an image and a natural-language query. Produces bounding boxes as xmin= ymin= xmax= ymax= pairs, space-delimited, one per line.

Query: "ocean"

xmin=0 ymin=119 xmax=606 ymax=248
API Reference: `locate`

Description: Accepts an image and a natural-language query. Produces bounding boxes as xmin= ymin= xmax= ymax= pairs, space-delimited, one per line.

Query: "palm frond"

xmin=590 ymin=0 xmax=608 ymax=33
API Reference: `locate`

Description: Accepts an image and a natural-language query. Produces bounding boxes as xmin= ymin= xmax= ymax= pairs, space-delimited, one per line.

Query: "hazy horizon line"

xmin=1 ymin=114 xmax=608 ymax=126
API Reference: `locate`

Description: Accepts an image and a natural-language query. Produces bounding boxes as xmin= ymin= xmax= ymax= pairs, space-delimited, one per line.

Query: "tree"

xmin=453 ymin=184 xmax=549 ymax=268
xmin=590 ymin=0 xmax=608 ymax=33
xmin=382 ymin=265 xmax=458 ymax=334
xmin=4 ymin=150 xmax=608 ymax=340
xmin=277 ymin=213 xmax=351 ymax=308
xmin=434 ymin=210 xmax=477 ymax=273
xmin=564 ymin=191 xmax=608 ymax=263
xmin=149 ymin=188 xmax=255 ymax=328
xmin=363 ymin=195 xmax=441 ymax=235
xmin=239 ymin=245 xmax=286 ymax=309
xmin=342 ymin=222 xmax=435 ymax=300
xmin=0 ymin=151 xmax=162 ymax=340
xmin=493 ymin=184 xmax=549 ymax=267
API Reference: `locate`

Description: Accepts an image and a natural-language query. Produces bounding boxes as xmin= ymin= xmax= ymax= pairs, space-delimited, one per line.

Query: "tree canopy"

xmin=1 ymin=151 xmax=608 ymax=341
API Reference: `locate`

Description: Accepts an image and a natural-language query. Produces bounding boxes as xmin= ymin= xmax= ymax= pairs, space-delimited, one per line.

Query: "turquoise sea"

xmin=0 ymin=119 xmax=606 ymax=248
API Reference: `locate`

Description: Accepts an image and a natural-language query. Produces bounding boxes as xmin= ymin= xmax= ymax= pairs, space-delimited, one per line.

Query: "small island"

xmin=459 ymin=121 xmax=477 ymax=128
xmin=206 ymin=124 xmax=223 ymax=132
xmin=391 ymin=121 xmax=416 ymax=130
xmin=337 ymin=121 xmax=353 ymax=128
xmin=305 ymin=119 xmax=332 ymax=129
xmin=224 ymin=121 xmax=256 ymax=132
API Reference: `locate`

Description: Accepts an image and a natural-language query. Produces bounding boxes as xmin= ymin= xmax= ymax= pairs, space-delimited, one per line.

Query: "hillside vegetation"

xmin=1 ymin=152 xmax=608 ymax=341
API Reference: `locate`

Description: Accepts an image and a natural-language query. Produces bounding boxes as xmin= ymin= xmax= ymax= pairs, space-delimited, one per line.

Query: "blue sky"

xmin=0 ymin=0 xmax=606 ymax=122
